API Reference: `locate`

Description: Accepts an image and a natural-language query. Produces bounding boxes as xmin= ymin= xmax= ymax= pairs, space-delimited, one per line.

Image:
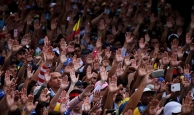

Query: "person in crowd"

xmin=0 ymin=0 xmax=194 ymax=115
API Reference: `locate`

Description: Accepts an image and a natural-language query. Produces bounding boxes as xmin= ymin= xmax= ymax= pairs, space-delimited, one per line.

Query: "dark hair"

xmin=48 ymin=111 xmax=62 ymax=115
xmin=74 ymin=44 xmax=81 ymax=49
xmin=27 ymin=81 xmax=37 ymax=95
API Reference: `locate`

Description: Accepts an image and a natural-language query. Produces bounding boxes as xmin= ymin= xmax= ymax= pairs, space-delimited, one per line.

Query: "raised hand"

xmin=44 ymin=70 xmax=51 ymax=83
xmin=85 ymin=22 xmax=91 ymax=33
xmin=139 ymin=38 xmax=146 ymax=49
xmin=160 ymin=51 xmax=170 ymax=65
xmin=170 ymin=53 xmax=181 ymax=66
xmin=80 ymin=85 xmax=94 ymax=98
xmin=5 ymin=86 xmax=15 ymax=108
xmin=116 ymin=63 xmax=124 ymax=77
xmin=184 ymin=64 xmax=192 ymax=74
xmin=72 ymin=55 xmax=82 ymax=71
xmin=60 ymin=50 xmax=67 ymax=63
xmin=186 ymin=33 xmax=193 ymax=44
xmin=84 ymin=97 xmax=91 ymax=112
xmin=27 ymin=16 xmax=33 ymax=25
xmin=61 ymin=75 xmax=69 ymax=89
xmin=181 ymin=93 xmax=192 ymax=115
xmin=130 ymin=59 xmax=138 ymax=70
xmin=166 ymin=17 xmax=174 ymax=28
xmin=115 ymin=48 xmax=123 ymax=62
xmin=60 ymin=97 xmax=68 ymax=114
xmin=60 ymin=38 xmax=67 ymax=50
xmin=39 ymin=88 xmax=50 ymax=102
xmin=108 ymin=75 xmax=122 ymax=93
xmin=86 ymin=66 xmax=93 ymax=80
xmin=20 ymin=88 xmax=28 ymax=105
xmin=34 ymin=19 xmax=42 ymax=30
xmin=102 ymin=55 xmax=109 ymax=67
xmin=41 ymin=14 xmax=46 ymax=23
xmin=86 ymin=53 xmax=93 ymax=64
xmin=27 ymin=66 xmax=35 ymax=79
xmin=100 ymin=66 xmax=108 ymax=82
xmin=124 ymin=55 xmax=131 ymax=66
xmin=51 ymin=19 xmax=57 ymax=30
xmin=98 ymin=19 xmax=106 ymax=30
xmin=92 ymin=90 xmax=102 ymax=102
xmin=125 ymin=32 xmax=134 ymax=43
xmin=70 ymin=68 xmax=79 ymax=85
xmin=25 ymin=94 xmax=38 ymax=113
xmin=177 ymin=46 xmax=184 ymax=58
xmin=67 ymin=41 xmax=75 ymax=53
xmin=45 ymin=46 xmax=55 ymax=63
xmin=137 ymin=64 xmax=147 ymax=77
xmin=142 ymin=72 xmax=157 ymax=85
xmin=26 ymin=49 xmax=34 ymax=62
xmin=64 ymin=62 xmax=74 ymax=73
xmin=147 ymin=99 xmax=163 ymax=115
xmin=145 ymin=34 xmax=150 ymax=43
xmin=4 ymin=70 xmax=16 ymax=87
xmin=96 ymin=37 xmax=102 ymax=48
xmin=44 ymin=36 xmax=50 ymax=46
xmin=123 ymin=109 xmax=133 ymax=115
xmin=93 ymin=58 xmax=100 ymax=71
xmin=11 ymin=40 xmax=22 ymax=53
xmin=21 ymin=34 xmax=31 ymax=46
xmin=105 ymin=47 xmax=111 ymax=59
xmin=89 ymin=101 xmax=102 ymax=114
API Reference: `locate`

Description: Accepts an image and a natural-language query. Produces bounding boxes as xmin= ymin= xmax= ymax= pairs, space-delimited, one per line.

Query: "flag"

xmin=67 ymin=18 xmax=81 ymax=40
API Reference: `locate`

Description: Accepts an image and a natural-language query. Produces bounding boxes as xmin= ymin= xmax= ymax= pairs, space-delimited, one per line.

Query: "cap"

xmin=135 ymin=88 xmax=156 ymax=94
xmin=164 ymin=101 xmax=181 ymax=115
xmin=95 ymin=81 xmax=108 ymax=89
xmin=33 ymin=86 xmax=51 ymax=96
xmin=53 ymin=48 xmax=60 ymax=55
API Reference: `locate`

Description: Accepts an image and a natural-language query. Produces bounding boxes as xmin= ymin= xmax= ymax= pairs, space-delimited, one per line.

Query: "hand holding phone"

xmin=152 ymin=70 xmax=164 ymax=78
xmin=171 ymin=83 xmax=181 ymax=92
xmin=14 ymin=29 xmax=18 ymax=38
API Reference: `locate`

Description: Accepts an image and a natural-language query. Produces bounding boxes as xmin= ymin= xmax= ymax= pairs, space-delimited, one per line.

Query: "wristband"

xmin=78 ymin=95 xmax=83 ymax=101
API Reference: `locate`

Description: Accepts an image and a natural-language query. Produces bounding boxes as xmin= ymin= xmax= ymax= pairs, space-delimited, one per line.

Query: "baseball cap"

xmin=135 ymin=87 xmax=156 ymax=94
xmin=33 ymin=86 xmax=51 ymax=96
xmin=164 ymin=101 xmax=182 ymax=115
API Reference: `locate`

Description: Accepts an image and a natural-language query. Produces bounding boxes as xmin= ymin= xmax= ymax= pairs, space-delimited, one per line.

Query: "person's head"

xmin=89 ymin=71 xmax=99 ymax=85
xmin=48 ymin=111 xmax=62 ymax=115
xmin=140 ymin=88 xmax=156 ymax=105
xmin=150 ymin=37 xmax=159 ymax=49
xmin=8 ymin=60 xmax=18 ymax=77
xmin=115 ymin=87 xmax=124 ymax=102
xmin=15 ymin=48 xmax=26 ymax=62
xmin=48 ymin=72 xmax=62 ymax=89
xmin=168 ymin=34 xmax=179 ymax=48
xmin=164 ymin=101 xmax=181 ymax=115
xmin=69 ymin=89 xmax=82 ymax=112
xmin=74 ymin=44 xmax=81 ymax=57
xmin=74 ymin=80 xmax=87 ymax=91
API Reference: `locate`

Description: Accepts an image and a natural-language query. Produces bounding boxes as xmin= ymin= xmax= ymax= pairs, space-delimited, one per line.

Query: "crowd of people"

xmin=0 ymin=0 xmax=194 ymax=115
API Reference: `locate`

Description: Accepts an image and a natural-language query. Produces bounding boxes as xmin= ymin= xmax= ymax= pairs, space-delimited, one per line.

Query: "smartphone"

xmin=152 ymin=70 xmax=164 ymax=78
xmin=14 ymin=29 xmax=18 ymax=38
xmin=93 ymin=50 xmax=98 ymax=58
xmin=0 ymin=20 xmax=4 ymax=29
xmin=106 ymin=109 xmax=116 ymax=115
xmin=171 ymin=83 xmax=181 ymax=92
